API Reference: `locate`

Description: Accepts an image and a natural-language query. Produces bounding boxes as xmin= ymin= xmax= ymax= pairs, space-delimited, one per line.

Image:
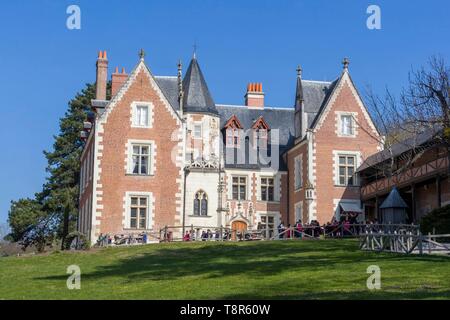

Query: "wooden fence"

xmin=359 ymin=231 xmax=450 ymax=255
xmin=94 ymin=223 xmax=450 ymax=256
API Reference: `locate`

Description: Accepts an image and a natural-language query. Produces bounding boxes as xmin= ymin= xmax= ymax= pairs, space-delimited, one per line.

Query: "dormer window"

xmin=223 ymin=115 xmax=243 ymax=148
xmin=252 ymin=116 xmax=270 ymax=149
xmin=255 ymin=129 xmax=268 ymax=148
xmin=226 ymin=129 xmax=240 ymax=147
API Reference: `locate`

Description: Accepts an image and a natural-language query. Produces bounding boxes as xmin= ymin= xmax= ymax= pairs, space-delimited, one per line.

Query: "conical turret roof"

xmin=380 ymin=187 xmax=408 ymax=209
xmin=182 ymin=56 xmax=218 ymax=115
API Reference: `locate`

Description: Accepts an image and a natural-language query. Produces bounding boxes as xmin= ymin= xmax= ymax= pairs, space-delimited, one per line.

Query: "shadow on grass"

xmin=35 ymin=240 xmax=450 ymax=299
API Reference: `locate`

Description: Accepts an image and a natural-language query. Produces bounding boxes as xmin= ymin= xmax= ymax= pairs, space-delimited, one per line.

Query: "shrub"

xmin=420 ymin=204 xmax=450 ymax=234
xmin=62 ymin=231 xmax=90 ymax=250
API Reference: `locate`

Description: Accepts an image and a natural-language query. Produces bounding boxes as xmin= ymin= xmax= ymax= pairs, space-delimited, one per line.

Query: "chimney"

xmin=95 ymin=51 xmax=108 ymax=100
xmin=111 ymin=67 xmax=128 ymax=97
xmin=245 ymin=83 xmax=264 ymax=108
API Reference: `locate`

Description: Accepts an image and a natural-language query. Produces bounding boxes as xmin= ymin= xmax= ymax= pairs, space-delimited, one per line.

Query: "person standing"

xmin=278 ymin=222 xmax=285 ymax=239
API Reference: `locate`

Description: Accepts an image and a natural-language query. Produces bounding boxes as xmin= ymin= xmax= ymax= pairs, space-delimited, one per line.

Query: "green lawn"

xmin=0 ymin=239 xmax=449 ymax=299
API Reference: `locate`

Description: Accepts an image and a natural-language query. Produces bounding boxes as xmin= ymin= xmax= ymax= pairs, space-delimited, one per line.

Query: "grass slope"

xmin=0 ymin=240 xmax=449 ymax=299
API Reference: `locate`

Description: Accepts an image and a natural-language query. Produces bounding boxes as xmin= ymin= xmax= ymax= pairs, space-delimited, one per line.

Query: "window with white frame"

xmin=131 ymin=144 xmax=151 ymax=175
xmin=294 ymin=155 xmax=302 ymax=190
xmin=226 ymin=128 xmax=240 ymax=147
xmin=261 ymin=177 xmax=274 ymax=201
xmin=193 ymin=124 xmax=202 ymax=139
xmin=129 ymin=196 xmax=148 ymax=229
xmin=132 ymin=103 xmax=152 ymax=128
xmin=338 ymin=155 xmax=357 ymax=186
xmin=232 ymin=176 xmax=247 ymax=200
xmin=340 ymin=114 xmax=354 ymax=136
xmin=259 ymin=214 xmax=275 ymax=238
xmin=254 ymin=129 xmax=268 ymax=149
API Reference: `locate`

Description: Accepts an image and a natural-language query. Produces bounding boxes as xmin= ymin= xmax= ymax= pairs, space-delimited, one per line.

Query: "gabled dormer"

xmin=252 ymin=116 xmax=270 ymax=148
xmin=223 ymin=114 xmax=243 ymax=148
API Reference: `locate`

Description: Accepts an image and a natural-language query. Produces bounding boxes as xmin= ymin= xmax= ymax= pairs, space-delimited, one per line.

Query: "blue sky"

xmin=0 ymin=0 xmax=448 ymax=225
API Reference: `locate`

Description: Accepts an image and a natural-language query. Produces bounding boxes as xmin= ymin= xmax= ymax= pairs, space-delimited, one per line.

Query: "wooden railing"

xmin=93 ymin=224 xmax=425 ymax=247
xmin=361 ymin=156 xmax=448 ymax=199
xmin=360 ymin=231 xmax=450 ymax=255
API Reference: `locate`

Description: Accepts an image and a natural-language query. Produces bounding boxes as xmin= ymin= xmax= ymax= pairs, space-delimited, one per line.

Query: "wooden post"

xmin=436 ymin=175 xmax=442 ymax=208
xmin=375 ymin=195 xmax=380 ymax=223
xmin=428 ymin=232 xmax=432 ymax=254
xmin=411 ymin=184 xmax=416 ymax=223
xmin=418 ymin=234 xmax=423 ymax=255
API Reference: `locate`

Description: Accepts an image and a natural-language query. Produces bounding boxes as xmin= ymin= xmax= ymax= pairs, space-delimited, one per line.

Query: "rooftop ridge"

xmin=302 ymin=79 xmax=332 ymax=84
xmin=216 ymin=104 xmax=293 ymax=110
xmin=154 ymin=75 xmax=177 ymax=79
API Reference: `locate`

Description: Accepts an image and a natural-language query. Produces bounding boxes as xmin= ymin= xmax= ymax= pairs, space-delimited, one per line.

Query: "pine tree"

xmin=8 ymin=83 xmax=95 ymax=250
xmin=39 ymin=83 xmax=96 ymax=246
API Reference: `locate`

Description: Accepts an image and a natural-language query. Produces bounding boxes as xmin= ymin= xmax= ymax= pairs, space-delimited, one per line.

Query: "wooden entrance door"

xmin=231 ymin=221 xmax=247 ymax=240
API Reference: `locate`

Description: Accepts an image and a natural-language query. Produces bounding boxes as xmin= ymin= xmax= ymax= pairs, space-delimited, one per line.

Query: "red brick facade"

xmin=286 ymin=71 xmax=381 ymax=225
xmin=79 ymin=52 xmax=382 ymax=243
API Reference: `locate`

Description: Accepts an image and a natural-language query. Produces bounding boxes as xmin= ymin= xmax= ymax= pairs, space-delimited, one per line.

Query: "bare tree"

xmin=363 ymin=55 xmax=449 ymax=178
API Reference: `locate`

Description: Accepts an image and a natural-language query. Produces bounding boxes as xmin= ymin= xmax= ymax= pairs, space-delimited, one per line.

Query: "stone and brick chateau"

xmin=78 ymin=50 xmax=384 ymax=243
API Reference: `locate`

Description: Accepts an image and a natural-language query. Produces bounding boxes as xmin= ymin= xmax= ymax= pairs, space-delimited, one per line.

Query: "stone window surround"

xmin=294 ymin=154 xmax=303 ymax=191
xmin=332 ymin=150 xmax=361 ymax=186
xmin=336 ymin=111 xmax=358 ymax=138
xmin=256 ymin=211 xmax=280 ymax=238
xmin=125 ymin=139 xmax=156 ymax=176
xmin=130 ymin=101 xmax=154 ymax=129
xmin=255 ymin=172 xmax=281 ymax=203
xmin=123 ymin=191 xmax=154 ymax=230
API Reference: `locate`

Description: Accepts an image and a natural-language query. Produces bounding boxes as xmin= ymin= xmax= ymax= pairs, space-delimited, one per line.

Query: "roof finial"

xmin=296 ymin=65 xmax=302 ymax=78
xmin=139 ymin=48 xmax=146 ymax=61
xmin=342 ymin=57 xmax=350 ymax=70
xmin=193 ymin=42 xmax=198 ymax=59
xmin=177 ymin=59 xmax=184 ymax=116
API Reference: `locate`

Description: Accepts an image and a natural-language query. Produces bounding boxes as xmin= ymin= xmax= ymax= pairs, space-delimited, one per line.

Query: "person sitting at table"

xmin=183 ymin=231 xmax=190 ymax=241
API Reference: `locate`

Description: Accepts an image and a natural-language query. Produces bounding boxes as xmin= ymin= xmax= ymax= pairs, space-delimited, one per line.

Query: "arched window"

xmin=193 ymin=190 xmax=208 ymax=216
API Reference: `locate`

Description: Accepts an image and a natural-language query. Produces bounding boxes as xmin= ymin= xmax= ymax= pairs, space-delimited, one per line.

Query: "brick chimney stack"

xmin=111 ymin=67 xmax=128 ymax=97
xmin=96 ymin=51 xmax=108 ymax=100
xmin=245 ymin=82 xmax=264 ymax=108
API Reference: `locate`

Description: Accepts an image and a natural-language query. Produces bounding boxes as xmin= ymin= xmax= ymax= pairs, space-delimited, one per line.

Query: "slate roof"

xmin=357 ymin=124 xmax=442 ymax=172
xmin=216 ymin=105 xmax=295 ymax=149
xmin=154 ymin=76 xmax=179 ymax=111
xmin=150 ymin=57 xmax=340 ymax=170
xmin=379 ymin=187 xmax=408 ymax=209
xmin=307 ymin=79 xmax=339 ymax=128
xmin=216 ymin=105 xmax=295 ymax=171
xmin=182 ymin=57 xmax=218 ymax=115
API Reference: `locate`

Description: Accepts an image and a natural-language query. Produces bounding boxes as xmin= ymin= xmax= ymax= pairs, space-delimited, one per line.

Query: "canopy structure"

xmin=339 ymin=202 xmax=363 ymax=214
